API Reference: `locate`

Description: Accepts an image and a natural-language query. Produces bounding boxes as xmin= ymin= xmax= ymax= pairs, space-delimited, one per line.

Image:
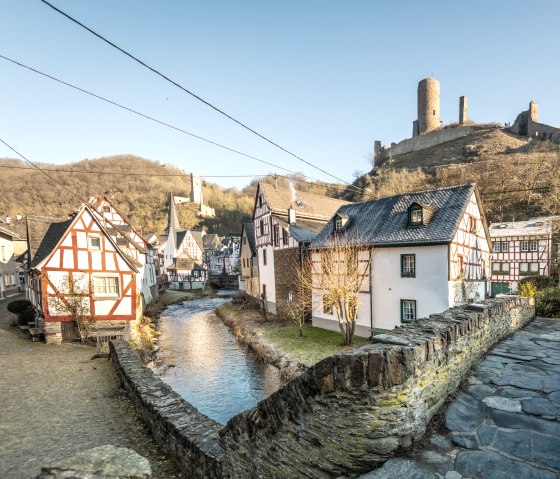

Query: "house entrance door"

xmin=61 ymin=321 xmax=80 ymax=341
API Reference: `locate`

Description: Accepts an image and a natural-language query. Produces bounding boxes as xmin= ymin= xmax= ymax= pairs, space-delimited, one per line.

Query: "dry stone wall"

xmin=110 ymin=297 xmax=534 ymax=478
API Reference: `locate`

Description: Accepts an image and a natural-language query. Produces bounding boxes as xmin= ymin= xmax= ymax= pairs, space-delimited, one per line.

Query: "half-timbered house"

xmin=239 ymin=222 xmax=259 ymax=298
xmin=166 ymin=251 xmax=206 ymax=290
xmin=26 ymin=205 xmax=142 ymax=344
xmin=253 ymin=182 xmax=350 ymax=314
xmin=310 ymin=183 xmax=491 ymax=335
xmin=489 ymin=217 xmax=557 ymax=295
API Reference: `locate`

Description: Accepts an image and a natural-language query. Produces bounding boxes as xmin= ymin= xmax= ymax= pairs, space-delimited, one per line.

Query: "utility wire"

xmin=0 ymin=53 xmax=366 ymax=196
xmin=39 ymin=0 xmax=365 ymax=191
xmin=0 ymin=138 xmax=81 ymax=199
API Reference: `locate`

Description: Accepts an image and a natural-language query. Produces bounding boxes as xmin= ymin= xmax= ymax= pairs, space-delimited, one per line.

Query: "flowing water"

xmin=154 ymin=295 xmax=281 ymax=425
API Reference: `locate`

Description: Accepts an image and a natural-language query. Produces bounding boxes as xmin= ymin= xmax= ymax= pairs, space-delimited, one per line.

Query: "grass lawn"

xmin=263 ymin=323 xmax=372 ymax=367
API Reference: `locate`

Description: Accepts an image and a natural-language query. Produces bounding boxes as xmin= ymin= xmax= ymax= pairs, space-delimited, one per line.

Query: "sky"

xmin=1 ymin=0 xmax=559 ymax=190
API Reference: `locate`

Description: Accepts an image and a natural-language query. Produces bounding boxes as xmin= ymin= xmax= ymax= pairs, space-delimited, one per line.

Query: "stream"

xmin=153 ymin=294 xmax=281 ymax=425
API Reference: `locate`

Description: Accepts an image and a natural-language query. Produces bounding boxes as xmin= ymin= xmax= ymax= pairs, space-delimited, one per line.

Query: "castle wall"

xmin=528 ymin=120 xmax=560 ymax=143
xmin=377 ymin=125 xmax=475 ymax=164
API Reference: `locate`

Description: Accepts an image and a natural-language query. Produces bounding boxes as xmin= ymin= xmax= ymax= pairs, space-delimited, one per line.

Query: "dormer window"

xmin=409 ymin=207 xmax=423 ymax=226
xmin=335 ymin=218 xmax=343 ymax=231
xmin=334 ymin=213 xmax=350 ymax=233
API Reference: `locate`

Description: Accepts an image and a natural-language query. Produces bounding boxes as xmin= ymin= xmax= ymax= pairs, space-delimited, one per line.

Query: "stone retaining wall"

xmin=110 ymin=297 xmax=534 ymax=478
xmin=219 ymin=297 xmax=535 ymax=478
xmin=109 ymin=341 xmax=223 ymax=478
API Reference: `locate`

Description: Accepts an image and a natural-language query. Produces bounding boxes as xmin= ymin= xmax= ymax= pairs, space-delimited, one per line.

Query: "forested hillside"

xmin=0 ymin=155 xmax=347 ymax=236
xmin=350 ymin=130 xmax=560 ymax=222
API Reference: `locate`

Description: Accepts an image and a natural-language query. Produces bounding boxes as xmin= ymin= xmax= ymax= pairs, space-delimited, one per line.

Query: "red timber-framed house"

xmin=88 ymin=196 xmax=159 ymax=305
xmin=309 ymin=183 xmax=491 ymax=335
xmin=26 ymin=205 xmax=141 ymax=344
xmin=489 ymin=216 xmax=558 ymax=296
xmin=252 ymin=182 xmax=350 ymax=315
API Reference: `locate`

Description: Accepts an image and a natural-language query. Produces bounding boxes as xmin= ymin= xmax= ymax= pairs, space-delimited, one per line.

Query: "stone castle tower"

xmin=415 ymin=77 xmax=441 ymax=136
xmin=190 ymin=173 xmax=203 ymax=204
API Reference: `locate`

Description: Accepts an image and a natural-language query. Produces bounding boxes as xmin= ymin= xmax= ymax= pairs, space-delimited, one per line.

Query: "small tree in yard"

xmin=301 ymin=234 xmax=371 ymax=346
xmin=285 ymin=267 xmax=311 ymax=338
xmin=45 ymin=272 xmax=96 ymax=342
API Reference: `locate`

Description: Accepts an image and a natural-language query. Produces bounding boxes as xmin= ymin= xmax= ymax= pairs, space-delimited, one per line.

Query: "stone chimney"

xmin=288 ymin=208 xmax=296 ymax=225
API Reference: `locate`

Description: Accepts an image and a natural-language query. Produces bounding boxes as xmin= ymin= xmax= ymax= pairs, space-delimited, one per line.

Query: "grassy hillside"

xmin=351 ymin=129 xmax=560 ymax=222
xmin=0 ymin=155 xmax=347 ymax=236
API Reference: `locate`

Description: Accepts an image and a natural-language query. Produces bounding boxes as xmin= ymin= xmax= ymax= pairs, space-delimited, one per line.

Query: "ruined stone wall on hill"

xmin=219 ymin=297 xmax=534 ymax=478
xmin=377 ymin=126 xmax=476 ymax=166
xmin=528 ymin=120 xmax=560 ymax=143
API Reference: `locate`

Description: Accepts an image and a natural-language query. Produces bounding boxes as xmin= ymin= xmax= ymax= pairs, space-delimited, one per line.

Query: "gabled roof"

xmin=256 ymin=182 xmax=350 ymax=221
xmin=203 ymin=233 xmax=221 ymax=251
xmin=0 ymin=225 xmax=21 ymax=239
xmin=167 ymin=251 xmax=205 ymax=271
xmin=27 ymin=215 xmax=74 ymax=268
xmin=92 ymin=195 xmax=150 ymax=244
xmin=311 ymin=184 xmax=478 ymax=248
xmin=176 ymin=230 xmax=188 ymax=246
xmin=272 ymin=215 xmax=326 ymax=244
xmin=165 ymin=192 xmax=181 ymax=234
xmin=241 ymin=222 xmax=256 ymax=255
xmin=190 ymin=230 xmax=205 ymax=252
xmin=489 ymin=217 xmax=556 ymax=238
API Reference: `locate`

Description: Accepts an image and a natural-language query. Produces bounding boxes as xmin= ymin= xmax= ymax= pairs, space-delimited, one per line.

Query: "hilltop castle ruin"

xmin=374 ymin=78 xmax=560 ymax=167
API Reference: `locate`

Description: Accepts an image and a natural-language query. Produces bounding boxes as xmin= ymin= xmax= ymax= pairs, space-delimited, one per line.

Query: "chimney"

xmin=288 ymin=208 xmax=296 ymax=225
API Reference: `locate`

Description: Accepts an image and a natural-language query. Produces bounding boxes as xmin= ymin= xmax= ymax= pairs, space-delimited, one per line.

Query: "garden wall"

xmin=110 ymin=296 xmax=534 ymax=478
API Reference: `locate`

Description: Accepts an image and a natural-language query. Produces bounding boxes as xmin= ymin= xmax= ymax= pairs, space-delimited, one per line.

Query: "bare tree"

xmin=303 ymin=234 xmax=372 ymax=345
xmin=44 ymin=272 xmax=96 ymax=341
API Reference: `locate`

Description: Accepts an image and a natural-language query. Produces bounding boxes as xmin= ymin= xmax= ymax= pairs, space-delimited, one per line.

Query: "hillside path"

xmin=361 ymin=316 xmax=560 ymax=479
xmin=0 ymin=296 xmax=184 ymax=479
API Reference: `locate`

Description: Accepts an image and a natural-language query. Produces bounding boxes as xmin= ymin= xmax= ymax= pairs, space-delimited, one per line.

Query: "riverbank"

xmin=215 ymin=303 xmax=370 ymax=381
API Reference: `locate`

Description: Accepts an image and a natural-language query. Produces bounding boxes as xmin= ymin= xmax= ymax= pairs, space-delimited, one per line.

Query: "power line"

xmin=0 ymin=53 xmax=366 ymax=197
xmin=0 ymin=138 xmax=81 ymax=199
xmin=39 ymin=0 xmax=365 ymax=191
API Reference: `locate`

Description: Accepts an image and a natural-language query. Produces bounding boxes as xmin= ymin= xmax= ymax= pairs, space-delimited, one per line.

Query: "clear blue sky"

xmin=1 ymin=0 xmax=559 ymax=189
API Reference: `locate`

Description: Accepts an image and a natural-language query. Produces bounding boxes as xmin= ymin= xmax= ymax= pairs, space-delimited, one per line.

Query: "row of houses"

xmin=239 ymin=182 xmax=557 ymax=335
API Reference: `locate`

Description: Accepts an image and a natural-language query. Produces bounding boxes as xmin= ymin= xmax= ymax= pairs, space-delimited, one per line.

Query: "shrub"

xmin=7 ymin=299 xmax=32 ymax=315
xmin=536 ymin=287 xmax=560 ymax=318
xmin=519 ymin=276 xmax=556 ymax=290
xmin=519 ymin=282 xmax=537 ymax=298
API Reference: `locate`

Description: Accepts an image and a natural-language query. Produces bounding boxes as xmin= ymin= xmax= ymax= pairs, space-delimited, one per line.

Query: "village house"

xmin=26 ymin=205 xmax=142 ymax=344
xmin=489 ymin=217 xmax=558 ymax=295
xmin=208 ymin=236 xmax=240 ymax=276
xmin=0 ymin=223 xmax=21 ymax=299
xmin=253 ymin=182 xmax=350 ymax=314
xmin=166 ymin=251 xmax=207 ymax=290
xmin=239 ymin=222 xmax=259 ymax=298
xmin=309 ymin=183 xmax=491 ymax=335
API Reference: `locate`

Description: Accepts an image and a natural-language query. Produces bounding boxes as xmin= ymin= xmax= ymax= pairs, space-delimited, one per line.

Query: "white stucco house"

xmin=309 ymin=183 xmax=491 ymax=335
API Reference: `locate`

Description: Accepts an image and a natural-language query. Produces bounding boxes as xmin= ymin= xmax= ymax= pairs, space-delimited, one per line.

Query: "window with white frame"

xmin=401 ymin=300 xmax=416 ymax=322
xmin=493 ymin=242 xmax=501 ymax=252
xmin=88 ymin=235 xmax=102 ymax=251
xmin=401 ymin=254 xmax=415 ymax=277
xmin=492 ymin=262 xmax=510 ymax=273
xmin=501 ymin=242 xmax=509 ymax=252
xmin=529 ymin=240 xmax=538 ymax=252
xmin=520 ymin=263 xmax=539 ymax=275
xmin=521 ymin=241 xmax=529 ymax=252
xmin=93 ymin=276 xmax=120 ymax=298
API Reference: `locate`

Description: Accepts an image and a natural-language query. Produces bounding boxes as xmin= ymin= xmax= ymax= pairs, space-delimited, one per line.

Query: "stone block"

xmin=385 ymin=349 xmax=406 ymax=387
xmin=367 ymin=351 xmax=385 ymax=388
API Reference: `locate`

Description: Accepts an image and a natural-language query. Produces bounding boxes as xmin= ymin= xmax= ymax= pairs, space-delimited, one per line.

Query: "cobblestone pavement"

xmin=361 ymin=316 xmax=560 ymax=479
xmin=0 ymin=297 xmax=185 ymax=479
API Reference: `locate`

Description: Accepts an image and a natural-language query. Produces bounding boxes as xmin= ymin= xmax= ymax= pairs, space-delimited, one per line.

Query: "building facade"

xmin=0 ymin=225 xmax=21 ymax=299
xmin=239 ymin=222 xmax=259 ymax=298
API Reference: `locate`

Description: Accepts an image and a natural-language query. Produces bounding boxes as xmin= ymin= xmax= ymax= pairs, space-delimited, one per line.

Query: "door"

xmin=61 ymin=321 xmax=80 ymax=341
xmin=490 ymin=282 xmax=511 ymax=297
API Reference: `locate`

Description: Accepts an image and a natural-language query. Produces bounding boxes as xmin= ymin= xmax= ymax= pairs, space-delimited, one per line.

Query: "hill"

xmin=0 ymin=155 xmax=347 ymax=236
xmin=351 ymin=129 xmax=560 ymax=222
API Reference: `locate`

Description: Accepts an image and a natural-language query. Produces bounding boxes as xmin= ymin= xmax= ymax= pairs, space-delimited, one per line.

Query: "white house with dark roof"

xmin=240 ymin=222 xmax=259 ymax=297
xmin=489 ymin=216 xmax=558 ymax=295
xmin=0 ymin=224 xmax=21 ymax=299
xmin=309 ymin=183 xmax=491 ymax=335
xmin=252 ymin=182 xmax=350 ymax=314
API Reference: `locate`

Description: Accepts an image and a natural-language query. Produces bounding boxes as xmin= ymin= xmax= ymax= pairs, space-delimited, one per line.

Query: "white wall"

xmin=258 ymin=244 xmax=276 ymax=314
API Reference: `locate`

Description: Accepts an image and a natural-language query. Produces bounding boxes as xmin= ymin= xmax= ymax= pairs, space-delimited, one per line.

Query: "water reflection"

xmin=154 ymin=297 xmax=281 ymax=424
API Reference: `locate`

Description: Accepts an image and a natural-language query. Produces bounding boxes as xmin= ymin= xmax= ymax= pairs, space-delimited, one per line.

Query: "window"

xmin=501 ymin=242 xmax=509 ymax=252
xmin=521 ymin=241 xmax=529 ymax=252
xmin=88 ymin=235 xmax=101 ymax=250
xmin=520 ymin=263 xmax=539 ymax=275
xmin=259 ymin=220 xmax=264 ymax=237
xmin=93 ymin=276 xmax=120 ymax=298
xmin=335 ymin=218 xmax=343 ymax=231
xmin=102 ymin=205 xmax=110 ymax=212
xmin=493 ymin=242 xmax=501 ymax=252
xmin=409 ymin=208 xmax=423 ymax=226
xmin=282 ymin=228 xmax=289 ymax=246
xmin=323 ymin=295 xmax=333 ymax=314
xmin=401 ymin=300 xmax=416 ymax=323
xmin=263 ymin=249 xmax=267 ymax=266
xmin=11 ymin=273 xmax=16 ymax=286
xmin=273 ymin=225 xmax=280 ymax=246
xmin=529 ymin=240 xmax=538 ymax=252
xmin=530 ymin=263 xmax=539 ymax=273
xmin=492 ymin=262 xmax=510 ymax=274
xmin=401 ymin=254 xmax=415 ymax=277
xmin=258 ymin=195 xmax=263 ymax=208
xmin=469 ymin=217 xmax=477 ymax=232
xmin=1 ymin=245 xmax=5 ymax=260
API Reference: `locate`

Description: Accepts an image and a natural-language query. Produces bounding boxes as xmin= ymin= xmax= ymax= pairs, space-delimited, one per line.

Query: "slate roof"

xmin=311 ymin=184 xmax=477 ymax=248
xmin=167 ymin=252 xmax=205 ymax=271
xmin=203 ymin=233 xmax=221 ymax=251
xmin=27 ymin=215 xmax=73 ymax=268
xmin=164 ymin=192 xmax=181 ymax=234
xmin=489 ymin=217 xmax=556 ymax=238
xmin=272 ymin=215 xmax=327 ymax=243
xmin=258 ymin=182 xmax=350 ymax=220
xmin=176 ymin=230 xmax=187 ymax=246
xmin=190 ymin=230 xmax=205 ymax=252
xmin=242 ymin=222 xmax=256 ymax=255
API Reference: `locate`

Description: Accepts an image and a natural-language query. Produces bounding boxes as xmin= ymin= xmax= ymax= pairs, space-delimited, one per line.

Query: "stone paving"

xmin=0 ymin=297 xmax=185 ymax=479
xmin=361 ymin=316 xmax=560 ymax=479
